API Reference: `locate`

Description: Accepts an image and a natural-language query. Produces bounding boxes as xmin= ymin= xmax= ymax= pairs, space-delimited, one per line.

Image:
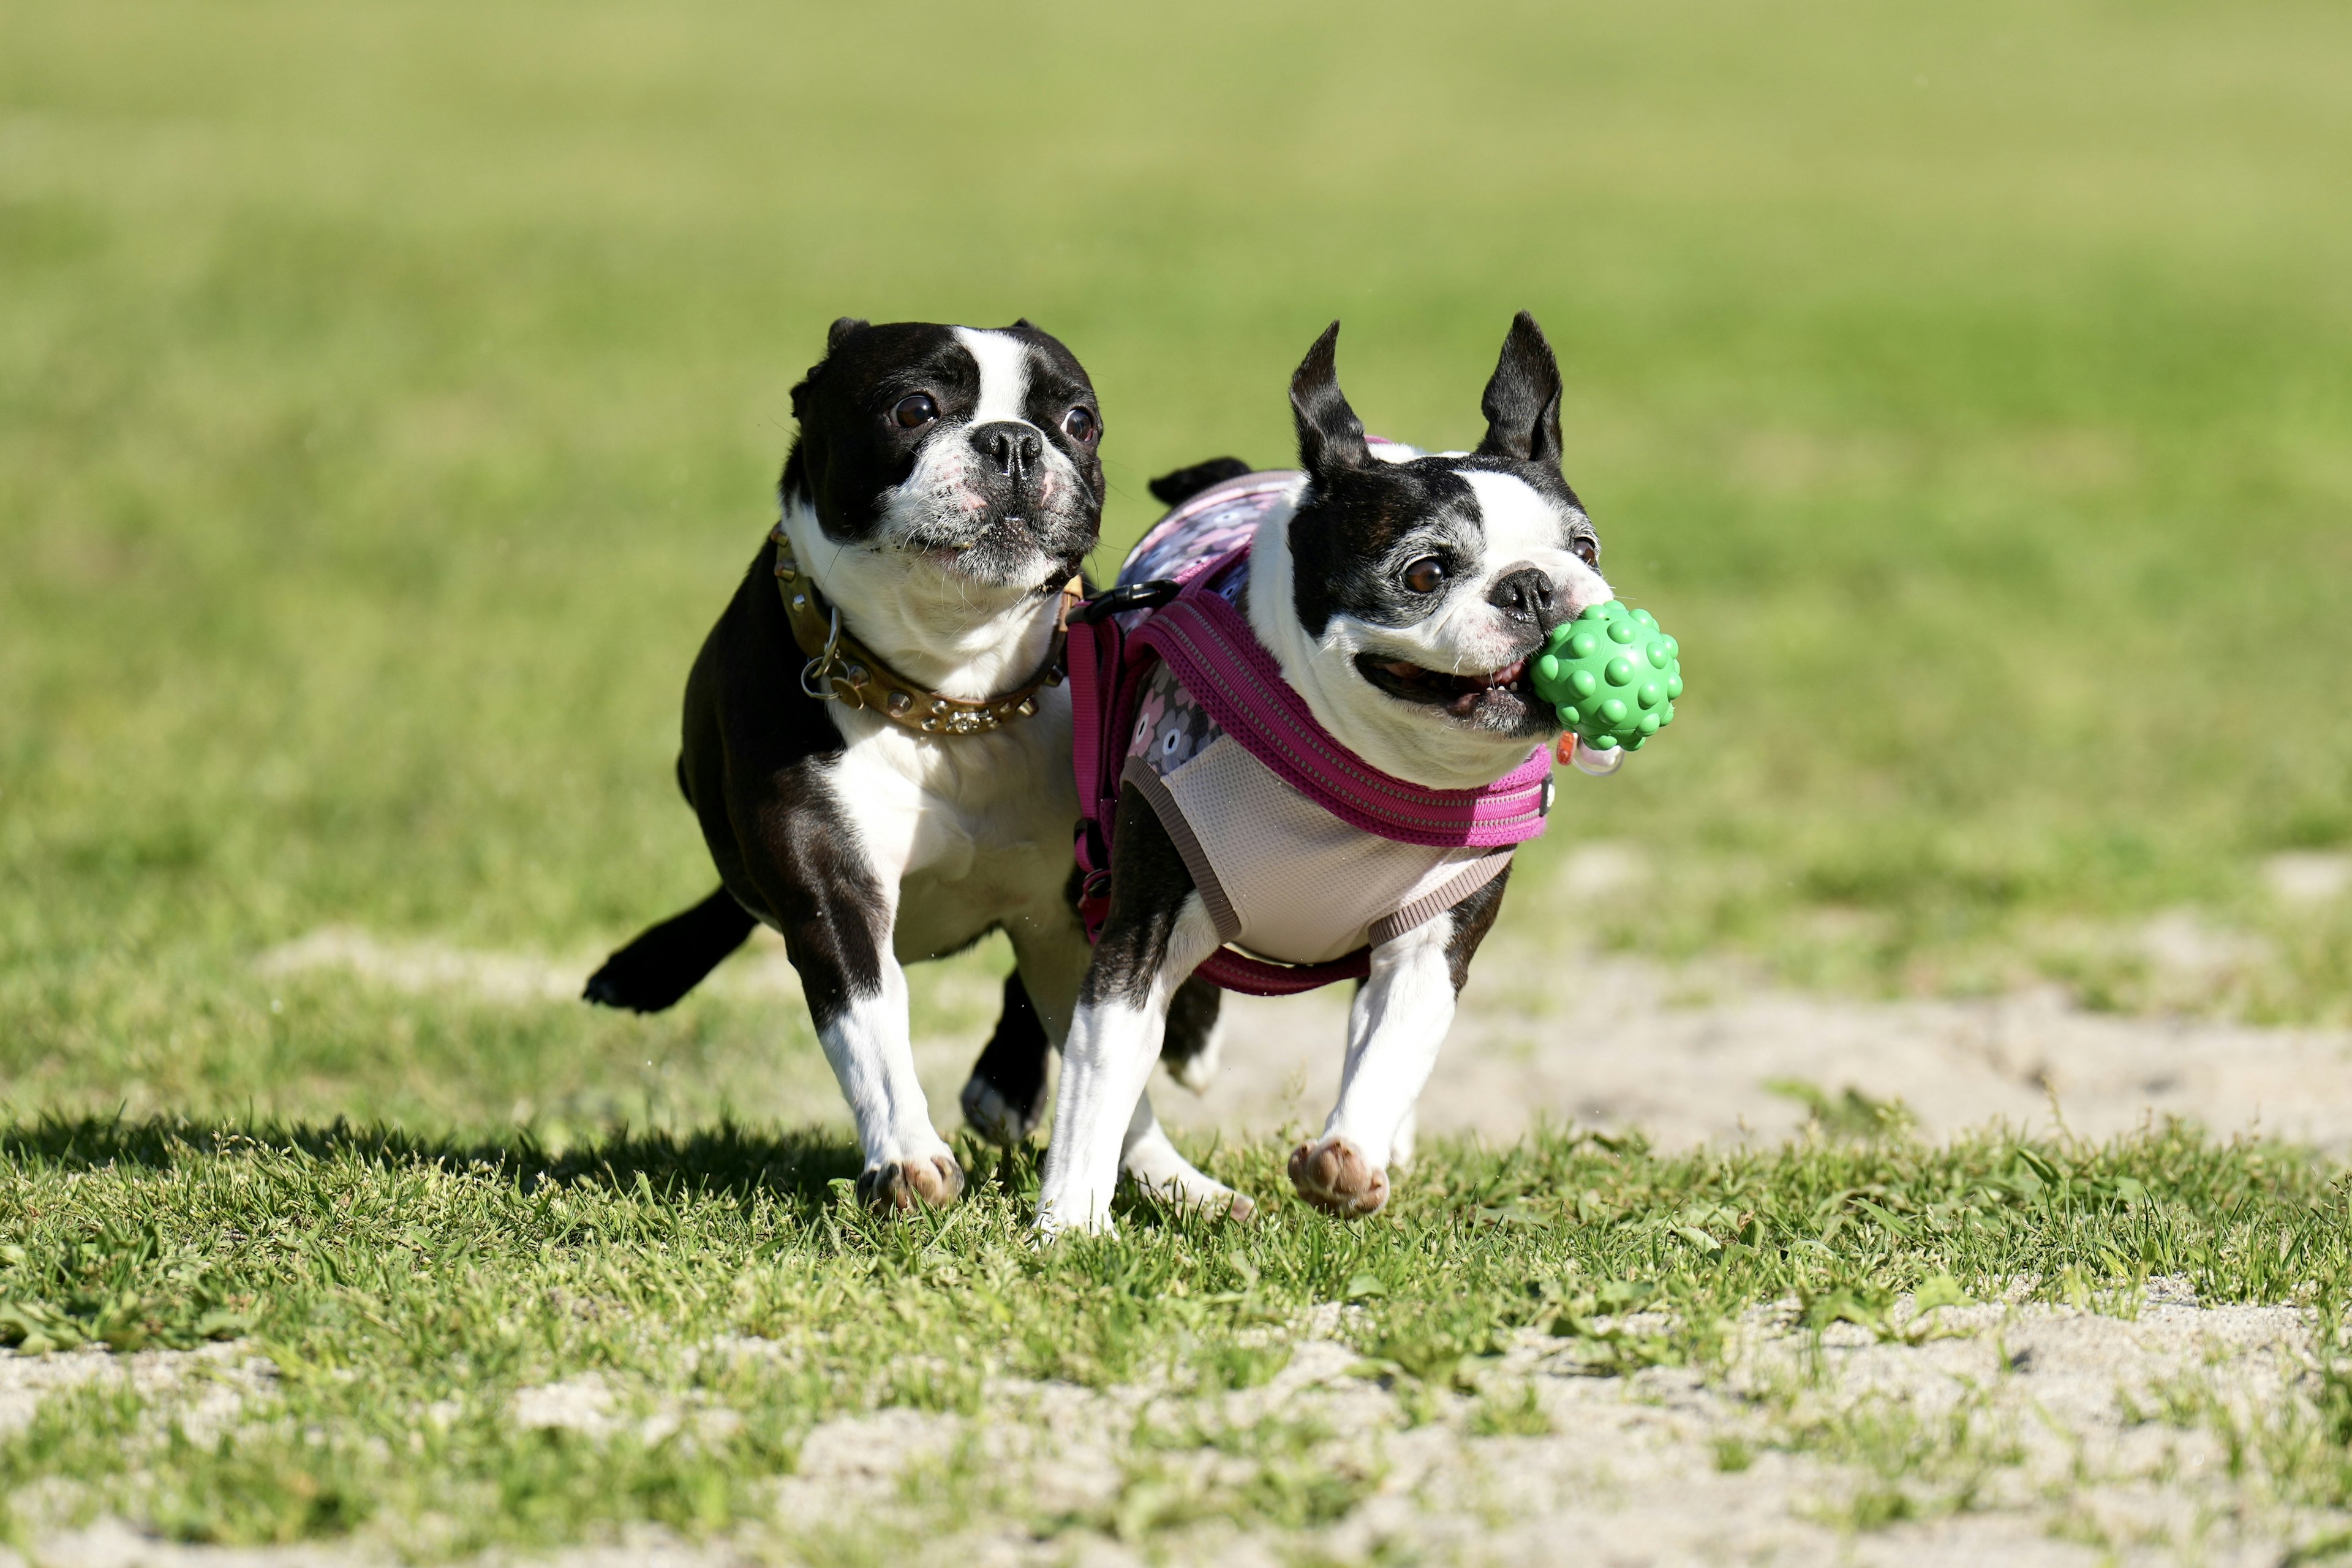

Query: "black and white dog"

xmin=586 ymin=317 xmax=1131 ymax=1209
xmin=1036 ymin=314 xmax=1615 ymax=1235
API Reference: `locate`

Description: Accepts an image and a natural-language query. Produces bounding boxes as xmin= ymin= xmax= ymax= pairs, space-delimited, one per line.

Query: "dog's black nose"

xmin=1486 ymin=566 xmax=1555 ymax=626
xmin=971 ymin=421 xmax=1043 ymax=480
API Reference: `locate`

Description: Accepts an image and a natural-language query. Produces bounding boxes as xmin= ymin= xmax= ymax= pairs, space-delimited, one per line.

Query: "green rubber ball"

xmin=1530 ymin=600 xmax=1684 ymax=753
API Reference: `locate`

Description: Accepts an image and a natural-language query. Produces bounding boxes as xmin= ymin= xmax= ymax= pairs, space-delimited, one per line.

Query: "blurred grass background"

xmin=4 ymin=0 xmax=2349 ymax=1134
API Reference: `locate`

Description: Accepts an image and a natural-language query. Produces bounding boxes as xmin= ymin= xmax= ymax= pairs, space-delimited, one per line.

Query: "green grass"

xmin=3 ymin=1116 xmax=2348 ymax=1551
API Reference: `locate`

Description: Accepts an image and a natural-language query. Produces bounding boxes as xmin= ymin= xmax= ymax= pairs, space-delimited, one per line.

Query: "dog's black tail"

xmin=1148 ymin=457 xmax=1254 ymax=508
xmin=582 ymin=887 xmax=757 ymax=1013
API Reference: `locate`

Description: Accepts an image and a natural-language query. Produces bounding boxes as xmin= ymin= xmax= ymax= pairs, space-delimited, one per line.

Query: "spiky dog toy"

xmin=1530 ymin=600 xmax=1683 ymax=753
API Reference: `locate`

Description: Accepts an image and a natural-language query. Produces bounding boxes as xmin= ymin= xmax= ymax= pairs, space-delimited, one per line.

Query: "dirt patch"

xmin=254 ymin=929 xmax=805 ymax=1008
xmin=1152 ymin=937 xmax=2352 ymax=1155
xmin=18 ymin=1289 xmax=2335 ymax=1566
xmin=0 ymin=1344 xmax=272 ymax=1447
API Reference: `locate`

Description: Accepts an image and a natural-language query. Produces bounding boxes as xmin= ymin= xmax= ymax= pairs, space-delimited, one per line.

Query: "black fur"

xmin=1473 ymin=311 xmax=1565 ymax=467
xmin=1440 ymin=862 xmax=1512 ymax=992
xmin=676 ymin=543 xmax=894 ymax=1031
xmin=1077 ymin=787 xmax=1200 ymax=1010
xmin=1160 ymin=974 xmax=1223 ymax=1072
xmin=967 ymin=972 xmax=1051 ymax=1133
xmin=582 ymin=888 xmax=756 ymax=1012
xmin=963 ymin=947 xmax=1221 ymax=1131
xmin=1148 ymin=457 xmax=1254 ymax=507
xmin=1288 ymin=322 xmax=1370 ymax=477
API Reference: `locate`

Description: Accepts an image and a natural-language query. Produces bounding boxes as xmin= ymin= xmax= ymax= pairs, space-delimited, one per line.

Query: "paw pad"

xmin=1287 ymin=1138 xmax=1390 ymax=1218
xmin=856 ymin=1154 xmax=965 ymax=1213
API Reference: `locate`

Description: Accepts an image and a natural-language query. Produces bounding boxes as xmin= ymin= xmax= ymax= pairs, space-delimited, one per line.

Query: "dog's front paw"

xmin=856 ymin=1153 xmax=965 ymax=1213
xmin=1128 ymin=1171 xmax=1257 ymax=1224
xmin=1287 ymin=1137 xmax=1390 ymax=1218
xmin=959 ymin=1071 xmax=1044 ymax=1147
xmin=1031 ymin=1204 xmax=1117 ymax=1244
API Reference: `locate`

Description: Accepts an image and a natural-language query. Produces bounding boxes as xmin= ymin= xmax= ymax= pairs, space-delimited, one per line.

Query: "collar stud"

xmin=769 ymin=522 xmax=1080 ymax=739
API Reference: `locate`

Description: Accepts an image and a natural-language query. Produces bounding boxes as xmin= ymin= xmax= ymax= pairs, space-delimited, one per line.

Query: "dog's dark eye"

xmin=1572 ymin=535 xmax=1600 ymax=568
xmin=1401 ymin=556 xmax=1447 ymax=595
xmin=892 ymin=393 xmax=939 ymax=429
xmin=1062 ymin=405 xmax=1098 ymax=443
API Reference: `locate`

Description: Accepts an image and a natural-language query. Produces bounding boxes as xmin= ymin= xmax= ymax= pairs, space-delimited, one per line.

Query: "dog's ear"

xmin=1474 ymin=311 xmax=1564 ymax=467
xmin=793 ymin=317 xmax=869 ymax=420
xmin=1289 ymin=322 xmax=1370 ymax=478
xmin=1011 ymin=316 xmax=1039 ymax=332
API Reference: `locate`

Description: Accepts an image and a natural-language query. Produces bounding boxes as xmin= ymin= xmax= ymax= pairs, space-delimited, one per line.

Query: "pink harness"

xmin=1067 ymin=474 xmax=1554 ymax=995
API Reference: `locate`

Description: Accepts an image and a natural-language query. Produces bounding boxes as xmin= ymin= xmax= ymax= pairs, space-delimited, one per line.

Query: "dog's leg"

xmin=960 ymin=971 xmax=1052 ymax=1147
xmin=1121 ymin=1088 xmax=1254 ymax=1221
xmin=1036 ymin=793 xmax=1222 ymax=1238
xmin=747 ymin=777 xmax=963 ymax=1212
xmin=582 ymin=887 xmax=756 ymax=1013
xmin=1390 ymin=1105 xmax=1418 ymax=1172
xmin=1291 ymin=866 xmax=1511 ymax=1217
xmin=1159 ymin=976 xmax=1225 ymax=1093
xmin=811 ymin=944 xmax=966 ymax=1212
xmin=963 ymin=907 xmax=1094 ymax=1146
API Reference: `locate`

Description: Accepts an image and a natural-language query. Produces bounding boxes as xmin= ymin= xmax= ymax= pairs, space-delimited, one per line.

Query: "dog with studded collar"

xmin=584 ymin=317 xmax=1120 ymax=1210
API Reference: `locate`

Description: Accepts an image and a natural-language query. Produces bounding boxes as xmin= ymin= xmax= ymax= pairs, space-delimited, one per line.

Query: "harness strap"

xmin=1065 ymin=543 xmax=1550 ymax=998
xmin=1136 ymin=551 xmax=1553 ymax=846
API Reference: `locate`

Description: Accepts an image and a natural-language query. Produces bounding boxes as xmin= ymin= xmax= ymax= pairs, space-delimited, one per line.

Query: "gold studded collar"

xmin=770 ymin=522 xmax=1083 ymax=737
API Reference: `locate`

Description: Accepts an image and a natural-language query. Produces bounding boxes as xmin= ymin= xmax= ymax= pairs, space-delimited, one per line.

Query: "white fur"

xmin=1246 ymin=470 xmax=1612 ymax=791
xmin=816 ymin=964 xmax=952 ymax=1174
xmin=1461 ymin=471 xmax=1593 ymax=590
xmin=953 ymin=326 xmax=1034 ymax=425
xmin=1121 ymin=1090 xmax=1250 ymax=1218
xmin=1035 ymin=893 xmax=1230 ymax=1237
xmin=1320 ymin=913 xmax=1460 ymax=1169
xmin=1168 ymin=1011 xmax=1225 ymax=1093
xmin=782 ymin=496 xmax=1066 ymax=699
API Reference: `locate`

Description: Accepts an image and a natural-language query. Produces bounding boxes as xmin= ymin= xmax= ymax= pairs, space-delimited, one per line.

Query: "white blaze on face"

xmin=1459 ymin=472 xmax=1610 ymax=622
xmin=952 ymin=327 xmax=1033 ymax=425
xmin=956 ymin=327 xmax=1074 ymax=509
xmin=876 ymin=327 xmax=1050 ymax=550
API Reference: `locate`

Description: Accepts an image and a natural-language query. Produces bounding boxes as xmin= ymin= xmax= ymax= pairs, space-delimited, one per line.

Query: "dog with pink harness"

xmin=1039 ymin=313 xmax=1621 ymax=1235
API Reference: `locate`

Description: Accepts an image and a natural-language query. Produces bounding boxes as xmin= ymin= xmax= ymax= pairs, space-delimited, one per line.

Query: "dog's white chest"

xmin=825 ymin=696 xmax=1079 ymax=959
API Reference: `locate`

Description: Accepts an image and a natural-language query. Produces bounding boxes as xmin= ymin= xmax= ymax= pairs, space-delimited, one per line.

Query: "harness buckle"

xmin=1066 ymin=578 xmax=1183 ymax=627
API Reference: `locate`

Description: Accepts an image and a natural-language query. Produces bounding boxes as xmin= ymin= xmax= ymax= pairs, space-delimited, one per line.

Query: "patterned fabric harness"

xmin=1066 ymin=472 xmax=1556 ymax=996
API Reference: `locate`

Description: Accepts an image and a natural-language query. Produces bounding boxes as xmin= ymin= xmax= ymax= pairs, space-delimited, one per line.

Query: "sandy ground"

xmin=1164 ymin=937 xmax=2352 ymax=1155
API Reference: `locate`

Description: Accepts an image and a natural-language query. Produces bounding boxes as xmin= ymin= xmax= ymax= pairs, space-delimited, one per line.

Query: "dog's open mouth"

xmin=1354 ymin=652 xmax=1538 ymax=720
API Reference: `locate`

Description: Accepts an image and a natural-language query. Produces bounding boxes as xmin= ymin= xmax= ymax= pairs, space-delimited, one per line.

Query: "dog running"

xmin=1036 ymin=314 xmax=1618 ymax=1235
